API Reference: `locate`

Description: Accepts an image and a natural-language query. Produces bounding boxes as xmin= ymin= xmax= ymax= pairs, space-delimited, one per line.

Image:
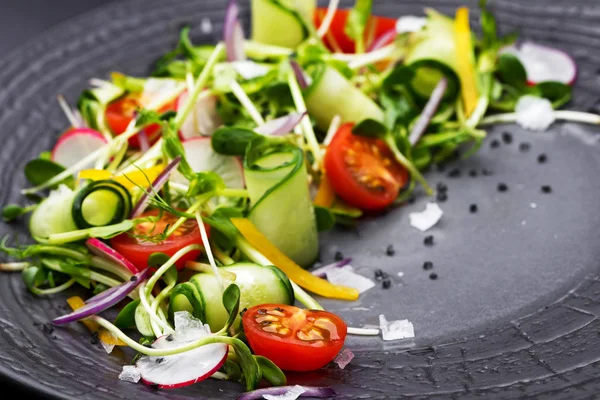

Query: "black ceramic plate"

xmin=1 ymin=0 xmax=600 ymax=398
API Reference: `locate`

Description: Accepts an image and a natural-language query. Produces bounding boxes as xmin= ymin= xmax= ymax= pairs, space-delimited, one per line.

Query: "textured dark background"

xmin=1 ymin=0 xmax=600 ymax=399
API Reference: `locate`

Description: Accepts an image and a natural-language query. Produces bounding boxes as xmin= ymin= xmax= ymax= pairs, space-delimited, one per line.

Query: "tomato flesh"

xmin=105 ymin=95 xmax=177 ymax=148
xmin=314 ymin=8 xmax=397 ymax=53
xmin=242 ymin=304 xmax=347 ymax=372
xmin=110 ymin=209 xmax=205 ymax=271
xmin=325 ymin=123 xmax=409 ymax=211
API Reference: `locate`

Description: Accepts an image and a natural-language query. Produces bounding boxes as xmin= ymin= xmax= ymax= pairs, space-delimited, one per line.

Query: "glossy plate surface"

xmin=1 ymin=0 xmax=600 ymax=398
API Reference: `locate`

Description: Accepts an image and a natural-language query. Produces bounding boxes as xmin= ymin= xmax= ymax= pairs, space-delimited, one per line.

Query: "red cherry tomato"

xmin=110 ymin=209 xmax=206 ymax=271
xmin=314 ymin=8 xmax=397 ymax=53
xmin=324 ymin=123 xmax=409 ymax=211
xmin=105 ymin=94 xmax=177 ymax=148
xmin=242 ymin=304 xmax=347 ymax=372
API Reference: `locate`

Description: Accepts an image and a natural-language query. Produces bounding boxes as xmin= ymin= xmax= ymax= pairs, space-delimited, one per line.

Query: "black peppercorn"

xmin=386 ymin=245 xmax=395 ymax=256
xmin=519 ymin=142 xmax=531 ymax=152
xmin=437 ymin=192 xmax=448 ymax=202
xmin=541 ymin=185 xmax=552 ymax=193
xmin=537 ymin=153 xmax=547 ymax=163
xmin=502 ymin=132 xmax=513 ymax=144
xmin=436 ymin=182 xmax=448 ymax=192
xmin=490 ymin=139 xmax=501 ymax=148
xmin=374 ymin=269 xmax=384 ymax=279
xmin=424 ymin=235 xmax=434 ymax=246
xmin=469 ymin=204 xmax=478 ymax=213
xmin=382 ymin=279 xmax=392 ymax=289
xmin=429 ymin=273 xmax=438 ymax=280
xmin=469 ymin=169 xmax=478 ymax=177
xmin=448 ymin=168 xmax=461 ymax=178
xmin=423 ymin=261 xmax=433 ymax=270
xmin=334 ymin=251 xmax=344 ymax=261
xmin=497 ymin=183 xmax=508 ymax=192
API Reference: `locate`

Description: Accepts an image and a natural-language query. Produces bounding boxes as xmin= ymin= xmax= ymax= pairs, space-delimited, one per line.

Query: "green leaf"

xmin=254 ymin=355 xmax=287 ymax=387
xmin=222 ymin=359 xmax=242 ymax=381
xmin=344 ymin=0 xmax=373 ymax=53
xmin=352 ymin=118 xmax=388 ymax=139
xmin=115 ymin=299 xmax=140 ymax=329
xmin=382 ymin=66 xmax=415 ymax=91
xmin=536 ymin=81 xmax=572 ymax=109
xmin=314 ymin=206 xmax=335 ymax=232
xmin=24 ymin=159 xmax=74 ymax=188
xmin=22 ymin=266 xmax=44 ymax=292
xmin=202 ymin=207 xmax=244 ymax=251
xmin=211 ymin=127 xmax=259 ymax=156
xmin=496 ymin=54 xmax=527 ymax=88
xmin=219 ymin=284 xmax=241 ymax=334
xmin=2 ymin=204 xmax=32 ymax=222
xmin=228 ymin=338 xmax=262 ymax=391
xmin=187 ymin=172 xmax=226 ymax=197
xmin=162 ymin=123 xmax=195 ymax=181
xmin=148 ymin=252 xmax=171 ymax=269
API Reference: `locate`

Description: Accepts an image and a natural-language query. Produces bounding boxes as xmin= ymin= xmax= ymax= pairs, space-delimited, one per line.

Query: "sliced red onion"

xmin=52 ymin=268 xmax=150 ymax=325
xmin=237 ymin=386 xmax=337 ymax=400
xmin=367 ymin=28 xmax=396 ymax=52
xmin=224 ymin=0 xmax=246 ymax=62
xmin=311 ymin=258 xmax=352 ymax=278
xmin=138 ymin=131 xmax=150 ymax=153
xmin=290 ymin=60 xmax=309 ymax=89
xmin=86 ymin=238 xmax=137 ymax=275
xmin=130 ymin=156 xmax=182 ymax=218
xmin=408 ymin=77 xmax=447 ymax=145
xmin=255 ymin=112 xmax=306 ymax=136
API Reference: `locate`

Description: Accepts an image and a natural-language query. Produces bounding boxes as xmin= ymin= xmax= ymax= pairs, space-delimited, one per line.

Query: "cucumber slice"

xmin=71 ymin=180 xmax=132 ymax=229
xmin=29 ymin=185 xmax=78 ymax=242
xmin=135 ymin=304 xmax=154 ymax=337
xmin=177 ymin=263 xmax=294 ymax=332
xmin=251 ymin=0 xmax=314 ymax=49
xmin=245 ymin=145 xmax=318 ymax=267
xmin=305 ymin=64 xmax=385 ymax=130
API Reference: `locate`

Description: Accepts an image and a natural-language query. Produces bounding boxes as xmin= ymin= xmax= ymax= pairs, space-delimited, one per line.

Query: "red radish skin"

xmin=181 ymin=137 xmax=245 ymax=188
xmin=140 ymin=352 xmax=226 ymax=389
xmin=51 ymin=128 xmax=107 ymax=169
xmin=86 ymin=238 xmax=138 ymax=275
xmin=501 ymin=41 xmax=577 ymax=86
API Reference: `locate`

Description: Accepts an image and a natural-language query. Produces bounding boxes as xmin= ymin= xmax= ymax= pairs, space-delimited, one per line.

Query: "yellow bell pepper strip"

xmin=314 ymin=176 xmax=336 ymax=208
xmin=78 ymin=165 xmax=165 ymax=191
xmin=67 ymin=296 xmax=126 ymax=346
xmin=454 ymin=7 xmax=479 ymax=117
xmin=231 ymin=218 xmax=359 ymax=301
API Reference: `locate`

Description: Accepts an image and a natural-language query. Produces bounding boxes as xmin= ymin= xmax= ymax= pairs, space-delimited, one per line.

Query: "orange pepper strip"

xmin=78 ymin=165 xmax=165 ymax=191
xmin=231 ymin=218 xmax=359 ymax=301
xmin=454 ymin=7 xmax=479 ymax=117
xmin=314 ymin=176 xmax=336 ymax=208
xmin=67 ymin=296 xmax=126 ymax=346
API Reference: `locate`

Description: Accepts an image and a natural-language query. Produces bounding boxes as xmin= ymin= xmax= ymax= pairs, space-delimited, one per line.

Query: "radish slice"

xmin=136 ymin=312 xmax=228 ymax=388
xmin=178 ymin=137 xmax=245 ymax=188
xmin=177 ymin=90 xmax=223 ymax=140
xmin=500 ymin=41 xmax=577 ymax=85
xmin=86 ymin=238 xmax=137 ymax=276
xmin=51 ymin=128 xmax=108 ymax=171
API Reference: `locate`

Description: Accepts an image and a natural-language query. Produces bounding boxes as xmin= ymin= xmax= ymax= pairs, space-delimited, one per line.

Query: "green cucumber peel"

xmin=244 ymin=139 xmax=319 ymax=267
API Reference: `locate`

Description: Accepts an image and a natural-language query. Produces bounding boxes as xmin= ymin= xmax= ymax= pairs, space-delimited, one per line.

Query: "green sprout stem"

xmin=383 ymin=135 xmax=432 ymax=195
xmin=31 ymin=278 xmax=76 ymax=296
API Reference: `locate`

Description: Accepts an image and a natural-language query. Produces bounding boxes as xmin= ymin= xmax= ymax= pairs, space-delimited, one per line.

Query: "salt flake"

xmin=101 ymin=340 xmax=115 ymax=354
xmin=174 ymin=311 xmax=211 ymax=341
xmin=409 ymin=202 xmax=443 ymax=232
xmin=263 ymin=385 xmax=306 ymax=400
xmin=200 ymin=17 xmax=213 ymax=34
xmin=334 ymin=349 xmax=355 ymax=369
xmin=118 ymin=365 xmax=141 ymax=383
xmin=515 ymin=95 xmax=555 ymax=131
xmin=379 ymin=314 xmax=415 ymax=341
xmin=326 ymin=267 xmax=375 ymax=294
xmin=396 ymin=16 xmax=426 ymax=34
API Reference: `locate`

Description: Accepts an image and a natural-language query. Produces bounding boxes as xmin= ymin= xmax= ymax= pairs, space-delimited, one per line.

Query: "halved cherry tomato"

xmin=324 ymin=123 xmax=409 ymax=211
xmin=105 ymin=94 xmax=177 ymax=148
xmin=314 ymin=8 xmax=397 ymax=53
xmin=242 ymin=304 xmax=347 ymax=372
xmin=110 ymin=209 xmax=206 ymax=271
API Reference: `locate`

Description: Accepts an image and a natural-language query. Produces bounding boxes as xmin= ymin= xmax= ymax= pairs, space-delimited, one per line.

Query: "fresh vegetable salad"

xmin=1 ymin=0 xmax=599 ymax=397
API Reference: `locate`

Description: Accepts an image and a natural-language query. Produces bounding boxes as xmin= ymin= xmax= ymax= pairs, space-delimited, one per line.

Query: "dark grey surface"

xmin=1 ymin=0 xmax=600 ymax=398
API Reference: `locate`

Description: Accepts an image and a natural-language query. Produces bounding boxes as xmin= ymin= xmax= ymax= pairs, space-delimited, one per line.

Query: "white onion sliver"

xmin=263 ymin=385 xmax=306 ymax=400
xmin=515 ymin=95 xmax=555 ymax=131
xmin=409 ymin=202 xmax=443 ymax=232
xmin=334 ymin=349 xmax=355 ymax=369
xmin=379 ymin=314 xmax=415 ymax=341
xmin=325 ymin=267 xmax=375 ymax=294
